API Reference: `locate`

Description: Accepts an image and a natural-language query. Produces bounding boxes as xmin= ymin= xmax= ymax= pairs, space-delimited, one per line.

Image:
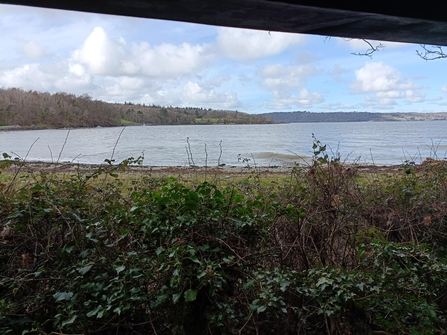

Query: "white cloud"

xmin=70 ymin=27 xmax=212 ymax=79
xmin=350 ymin=62 xmax=426 ymax=109
xmin=0 ymin=64 xmax=52 ymax=89
xmin=0 ymin=61 xmax=99 ymax=97
xmin=135 ymin=42 xmax=211 ymax=77
xmin=442 ymin=85 xmax=447 ymax=93
xmin=18 ymin=39 xmax=46 ymax=59
xmin=351 ymin=62 xmax=416 ymax=93
xmin=258 ymin=64 xmax=321 ymax=91
xmin=217 ymin=27 xmax=305 ymax=61
xmin=71 ymin=27 xmax=125 ymax=75
xmin=268 ymin=88 xmax=324 ymax=109
xmin=182 ymin=81 xmax=240 ymax=108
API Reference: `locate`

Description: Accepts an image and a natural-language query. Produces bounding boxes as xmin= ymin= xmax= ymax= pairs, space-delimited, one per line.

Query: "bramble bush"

xmin=1 ymin=139 xmax=447 ymax=334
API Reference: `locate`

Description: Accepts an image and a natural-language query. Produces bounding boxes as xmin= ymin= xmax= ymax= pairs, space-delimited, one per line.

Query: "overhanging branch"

xmin=416 ymin=45 xmax=447 ymax=60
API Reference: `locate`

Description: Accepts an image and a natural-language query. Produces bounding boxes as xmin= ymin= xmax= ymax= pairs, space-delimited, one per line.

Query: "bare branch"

xmin=347 ymin=39 xmax=385 ymax=58
xmin=416 ymin=44 xmax=447 ymax=61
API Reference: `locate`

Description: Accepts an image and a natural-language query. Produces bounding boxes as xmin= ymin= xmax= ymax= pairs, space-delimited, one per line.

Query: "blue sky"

xmin=1 ymin=4 xmax=447 ymax=114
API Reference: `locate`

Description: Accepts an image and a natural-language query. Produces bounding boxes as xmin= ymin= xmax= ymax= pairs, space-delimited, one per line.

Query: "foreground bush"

xmin=1 ymin=148 xmax=447 ymax=334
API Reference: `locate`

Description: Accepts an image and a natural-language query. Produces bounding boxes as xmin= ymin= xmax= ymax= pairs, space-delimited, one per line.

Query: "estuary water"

xmin=1 ymin=121 xmax=447 ymax=167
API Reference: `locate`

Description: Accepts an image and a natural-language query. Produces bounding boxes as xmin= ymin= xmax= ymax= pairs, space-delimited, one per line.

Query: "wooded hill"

xmin=261 ymin=111 xmax=447 ymax=123
xmin=116 ymin=102 xmax=272 ymax=126
xmin=0 ymin=88 xmax=272 ymax=129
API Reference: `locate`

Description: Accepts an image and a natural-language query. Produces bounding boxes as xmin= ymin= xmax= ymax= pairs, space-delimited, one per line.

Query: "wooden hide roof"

xmin=1 ymin=0 xmax=446 ymax=46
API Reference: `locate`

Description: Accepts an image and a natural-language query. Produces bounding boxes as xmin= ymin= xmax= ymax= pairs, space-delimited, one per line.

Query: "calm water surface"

xmin=1 ymin=121 xmax=447 ymax=166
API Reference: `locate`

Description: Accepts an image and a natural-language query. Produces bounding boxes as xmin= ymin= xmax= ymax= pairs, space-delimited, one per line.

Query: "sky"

xmin=1 ymin=4 xmax=447 ymax=114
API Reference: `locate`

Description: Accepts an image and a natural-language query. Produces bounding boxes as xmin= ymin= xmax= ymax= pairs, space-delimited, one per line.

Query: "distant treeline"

xmin=116 ymin=103 xmax=272 ymax=126
xmin=0 ymin=88 xmax=120 ymax=128
xmin=261 ymin=111 xmax=447 ymax=123
xmin=0 ymin=88 xmax=272 ymax=129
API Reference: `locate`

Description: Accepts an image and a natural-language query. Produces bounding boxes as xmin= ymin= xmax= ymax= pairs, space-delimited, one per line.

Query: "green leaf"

xmin=61 ymin=315 xmax=77 ymax=326
xmin=197 ymin=271 xmax=207 ymax=279
xmin=115 ymin=265 xmax=125 ymax=275
xmin=78 ymin=264 xmax=93 ymax=275
xmin=184 ymin=289 xmax=198 ymax=302
xmin=53 ymin=291 xmax=73 ymax=301
xmin=257 ymin=305 xmax=267 ymax=313
xmin=172 ymin=293 xmax=181 ymax=304
xmin=189 ymin=254 xmax=201 ymax=264
xmin=87 ymin=305 xmax=101 ymax=318
xmin=155 ymin=246 xmax=165 ymax=255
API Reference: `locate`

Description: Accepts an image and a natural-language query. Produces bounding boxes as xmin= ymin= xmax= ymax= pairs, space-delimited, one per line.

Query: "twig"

xmin=218 ymin=140 xmax=223 ymax=166
xmin=5 ymin=138 xmax=39 ymax=194
xmin=347 ymin=39 xmax=385 ymax=58
xmin=57 ymin=129 xmax=70 ymax=163
xmin=110 ymin=127 xmax=126 ymax=162
xmin=416 ymin=44 xmax=447 ymax=61
xmin=186 ymin=137 xmax=195 ymax=166
xmin=48 ymin=145 xmax=54 ymax=163
xmin=204 ymin=143 xmax=208 ymax=168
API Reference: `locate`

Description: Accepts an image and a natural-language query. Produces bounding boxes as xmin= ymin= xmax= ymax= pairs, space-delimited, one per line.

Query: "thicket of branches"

xmin=0 ymin=88 xmax=121 ymax=128
xmin=2 ymin=140 xmax=447 ymax=334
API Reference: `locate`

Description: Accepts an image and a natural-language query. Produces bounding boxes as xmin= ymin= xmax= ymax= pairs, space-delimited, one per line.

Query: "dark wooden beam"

xmin=2 ymin=0 xmax=446 ymax=46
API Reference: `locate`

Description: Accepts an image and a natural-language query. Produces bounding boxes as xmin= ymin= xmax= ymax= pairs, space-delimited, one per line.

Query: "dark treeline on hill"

xmin=261 ymin=111 xmax=447 ymax=123
xmin=0 ymin=88 xmax=272 ymax=129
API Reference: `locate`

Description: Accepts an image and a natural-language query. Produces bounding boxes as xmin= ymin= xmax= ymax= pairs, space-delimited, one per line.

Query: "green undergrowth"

xmin=1 ymin=141 xmax=447 ymax=334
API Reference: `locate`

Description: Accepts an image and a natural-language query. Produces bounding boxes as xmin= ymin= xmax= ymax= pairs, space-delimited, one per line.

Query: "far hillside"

xmin=116 ymin=102 xmax=272 ymax=125
xmin=260 ymin=111 xmax=447 ymax=123
xmin=0 ymin=88 xmax=272 ymax=129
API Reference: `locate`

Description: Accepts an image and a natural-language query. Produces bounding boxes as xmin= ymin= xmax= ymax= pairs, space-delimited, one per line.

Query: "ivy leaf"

xmin=87 ymin=305 xmax=101 ymax=318
xmin=78 ymin=264 xmax=93 ymax=275
xmin=115 ymin=265 xmax=125 ymax=275
xmin=53 ymin=291 xmax=73 ymax=301
xmin=197 ymin=271 xmax=207 ymax=279
xmin=184 ymin=289 xmax=198 ymax=302
xmin=61 ymin=315 xmax=77 ymax=326
xmin=172 ymin=293 xmax=181 ymax=304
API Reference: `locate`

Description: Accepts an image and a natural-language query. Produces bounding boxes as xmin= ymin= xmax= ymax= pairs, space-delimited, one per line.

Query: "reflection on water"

xmin=0 ymin=121 xmax=446 ymax=166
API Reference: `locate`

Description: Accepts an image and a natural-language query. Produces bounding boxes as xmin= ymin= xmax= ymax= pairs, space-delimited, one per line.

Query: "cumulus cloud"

xmin=351 ymin=62 xmax=425 ymax=108
xmin=182 ymin=81 xmax=240 ymax=108
xmin=0 ymin=64 xmax=53 ymax=90
xmin=258 ymin=64 xmax=321 ymax=91
xmin=442 ymin=85 xmax=447 ymax=93
xmin=71 ymin=27 xmax=126 ymax=75
xmin=0 ymin=61 xmax=99 ymax=96
xmin=217 ymin=27 xmax=305 ymax=61
xmin=351 ymin=62 xmax=416 ymax=93
xmin=267 ymin=88 xmax=324 ymax=109
xmin=257 ymin=63 xmax=323 ymax=109
xmin=134 ymin=42 xmax=211 ymax=77
xmin=71 ymin=27 xmax=212 ymax=78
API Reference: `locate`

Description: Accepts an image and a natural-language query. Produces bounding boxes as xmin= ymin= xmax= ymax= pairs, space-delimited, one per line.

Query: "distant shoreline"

xmin=3 ymin=117 xmax=447 ymax=132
